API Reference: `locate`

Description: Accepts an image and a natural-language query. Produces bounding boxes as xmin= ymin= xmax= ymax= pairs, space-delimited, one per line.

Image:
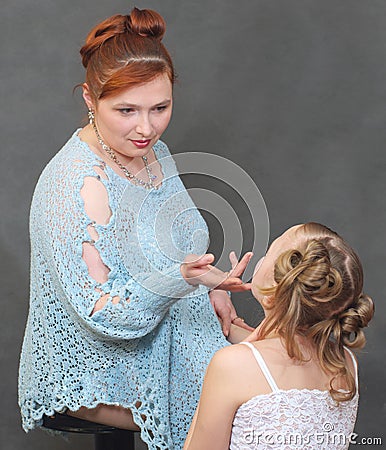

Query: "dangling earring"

xmin=88 ymin=108 xmax=95 ymax=124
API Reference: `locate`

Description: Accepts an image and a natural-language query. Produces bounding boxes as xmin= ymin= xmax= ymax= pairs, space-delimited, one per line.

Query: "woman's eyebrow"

xmin=113 ymin=99 xmax=172 ymax=108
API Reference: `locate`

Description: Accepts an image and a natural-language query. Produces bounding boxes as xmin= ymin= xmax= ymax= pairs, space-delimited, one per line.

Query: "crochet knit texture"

xmin=18 ymin=130 xmax=228 ymax=449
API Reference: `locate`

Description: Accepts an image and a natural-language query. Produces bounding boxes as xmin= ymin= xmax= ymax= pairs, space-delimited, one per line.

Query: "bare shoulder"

xmin=210 ymin=344 xmax=256 ymax=370
xmin=208 ymin=344 xmax=270 ymax=396
xmin=208 ymin=343 xmax=263 ymax=383
xmin=211 ymin=342 xmax=280 ymax=403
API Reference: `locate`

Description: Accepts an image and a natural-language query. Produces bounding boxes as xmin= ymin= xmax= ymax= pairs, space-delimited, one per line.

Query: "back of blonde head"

xmin=257 ymin=222 xmax=374 ymax=402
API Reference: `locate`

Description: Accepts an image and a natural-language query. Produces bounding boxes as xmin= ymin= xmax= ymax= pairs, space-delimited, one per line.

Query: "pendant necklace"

xmin=88 ymin=109 xmax=158 ymax=190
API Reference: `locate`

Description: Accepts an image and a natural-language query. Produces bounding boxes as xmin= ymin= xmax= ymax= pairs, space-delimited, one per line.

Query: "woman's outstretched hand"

xmin=180 ymin=251 xmax=253 ymax=292
xmin=209 ymin=290 xmax=254 ymax=338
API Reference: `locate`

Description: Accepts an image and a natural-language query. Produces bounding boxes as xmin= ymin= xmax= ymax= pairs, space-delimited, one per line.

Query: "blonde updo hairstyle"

xmin=79 ymin=7 xmax=176 ymax=103
xmin=256 ymin=222 xmax=374 ymax=402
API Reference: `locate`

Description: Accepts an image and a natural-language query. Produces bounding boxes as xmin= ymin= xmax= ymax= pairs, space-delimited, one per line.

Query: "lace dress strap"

xmin=240 ymin=342 xmax=279 ymax=392
xmin=344 ymin=346 xmax=359 ymax=389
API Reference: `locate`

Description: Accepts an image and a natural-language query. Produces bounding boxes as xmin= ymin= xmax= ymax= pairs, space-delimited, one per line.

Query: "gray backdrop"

xmin=1 ymin=1 xmax=385 ymax=449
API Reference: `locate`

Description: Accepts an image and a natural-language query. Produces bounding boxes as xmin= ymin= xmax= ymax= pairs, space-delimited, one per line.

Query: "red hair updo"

xmin=80 ymin=7 xmax=176 ymax=101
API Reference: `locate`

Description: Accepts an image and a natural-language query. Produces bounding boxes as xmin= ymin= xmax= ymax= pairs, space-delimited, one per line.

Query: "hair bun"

xmin=127 ymin=7 xmax=166 ymax=40
xmin=278 ymin=241 xmax=342 ymax=302
xmin=339 ymin=293 xmax=374 ymax=348
xmin=299 ymin=241 xmax=343 ymax=301
xmin=80 ymin=14 xmax=127 ymax=68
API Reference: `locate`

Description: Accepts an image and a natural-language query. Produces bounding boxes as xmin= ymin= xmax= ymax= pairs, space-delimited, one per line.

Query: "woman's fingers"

xmin=216 ymin=279 xmax=252 ymax=292
xmin=242 ymin=324 xmax=255 ymax=332
xmin=184 ymin=253 xmax=215 ymax=266
xmin=229 ymin=251 xmax=238 ymax=269
xmin=232 ymin=318 xmax=255 ymax=332
xmin=181 ymin=254 xmax=216 ymax=285
xmin=229 ymin=252 xmax=253 ymax=278
xmin=182 ymin=252 xmax=253 ymax=290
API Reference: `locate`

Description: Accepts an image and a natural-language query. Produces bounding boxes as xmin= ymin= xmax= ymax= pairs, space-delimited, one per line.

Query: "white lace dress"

xmin=230 ymin=342 xmax=358 ymax=450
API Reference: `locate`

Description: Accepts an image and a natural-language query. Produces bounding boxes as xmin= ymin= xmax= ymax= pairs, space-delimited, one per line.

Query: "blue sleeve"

xmin=33 ymin=144 xmax=198 ymax=342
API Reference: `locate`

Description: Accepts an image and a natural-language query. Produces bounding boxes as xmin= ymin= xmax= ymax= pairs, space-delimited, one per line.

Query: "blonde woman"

xmin=184 ymin=222 xmax=374 ymax=450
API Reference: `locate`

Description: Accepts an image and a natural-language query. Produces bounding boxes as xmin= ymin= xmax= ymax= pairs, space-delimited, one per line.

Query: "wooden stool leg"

xmin=94 ymin=430 xmax=135 ymax=450
xmin=95 ymin=433 xmax=114 ymax=450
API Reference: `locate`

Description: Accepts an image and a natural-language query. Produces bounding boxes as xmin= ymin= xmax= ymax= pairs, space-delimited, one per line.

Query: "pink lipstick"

xmin=131 ymin=139 xmax=151 ymax=149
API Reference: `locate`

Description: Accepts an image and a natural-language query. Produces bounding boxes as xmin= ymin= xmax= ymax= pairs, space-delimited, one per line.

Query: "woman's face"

xmin=251 ymin=224 xmax=303 ymax=302
xmin=85 ymin=73 xmax=173 ymax=158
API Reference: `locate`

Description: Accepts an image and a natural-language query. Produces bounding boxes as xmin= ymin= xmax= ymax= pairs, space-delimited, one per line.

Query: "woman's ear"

xmin=82 ymin=83 xmax=94 ymax=110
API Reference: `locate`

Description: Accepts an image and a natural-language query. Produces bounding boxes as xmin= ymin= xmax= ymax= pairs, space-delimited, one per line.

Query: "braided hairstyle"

xmin=256 ymin=222 xmax=374 ymax=402
xmin=79 ymin=7 xmax=175 ymax=102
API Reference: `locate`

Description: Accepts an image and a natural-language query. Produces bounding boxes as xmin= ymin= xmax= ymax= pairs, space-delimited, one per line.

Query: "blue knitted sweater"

xmin=18 ymin=130 xmax=228 ymax=449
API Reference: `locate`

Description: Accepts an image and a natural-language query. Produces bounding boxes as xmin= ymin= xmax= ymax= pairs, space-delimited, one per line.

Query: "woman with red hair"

xmin=18 ymin=7 xmax=252 ymax=450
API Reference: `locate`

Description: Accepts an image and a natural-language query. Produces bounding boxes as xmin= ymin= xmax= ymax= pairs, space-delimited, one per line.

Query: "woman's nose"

xmin=135 ymin=113 xmax=153 ymax=137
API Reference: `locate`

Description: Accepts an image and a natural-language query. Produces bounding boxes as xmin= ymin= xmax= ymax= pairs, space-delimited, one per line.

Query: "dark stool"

xmin=43 ymin=413 xmax=136 ymax=450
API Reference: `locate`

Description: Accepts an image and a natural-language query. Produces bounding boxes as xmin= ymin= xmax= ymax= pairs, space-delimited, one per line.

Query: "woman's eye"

xmin=119 ymin=108 xmax=134 ymax=114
